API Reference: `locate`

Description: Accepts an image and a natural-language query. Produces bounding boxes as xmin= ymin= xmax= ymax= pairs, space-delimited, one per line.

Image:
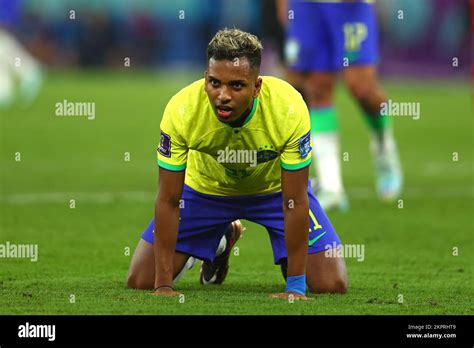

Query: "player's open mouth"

xmin=216 ymin=105 xmax=233 ymax=118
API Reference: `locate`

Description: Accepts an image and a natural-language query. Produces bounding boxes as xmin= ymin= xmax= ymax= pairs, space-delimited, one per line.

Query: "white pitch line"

xmin=422 ymin=162 xmax=474 ymax=177
xmin=0 ymin=187 xmax=472 ymax=204
xmin=346 ymin=187 xmax=474 ymax=199
xmin=0 ymin=191 xmax=155 ymax=204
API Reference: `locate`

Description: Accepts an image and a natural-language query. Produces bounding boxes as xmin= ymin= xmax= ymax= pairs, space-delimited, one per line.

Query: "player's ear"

xmin=253 ymin=77 xmax=262 ymax=98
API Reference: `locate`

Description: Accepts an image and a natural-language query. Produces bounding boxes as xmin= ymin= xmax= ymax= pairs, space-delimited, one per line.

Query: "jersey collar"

xmin=242 ymin=97 xmax=259 ymax=126
xmin=218 ymin=97 xmax=259 ymax=128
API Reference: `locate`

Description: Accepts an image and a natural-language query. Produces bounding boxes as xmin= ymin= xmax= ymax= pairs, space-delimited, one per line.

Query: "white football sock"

xmin=312 ymin=132 xmax=344 ymax=194
xmin=370 ymin=128 xmax=397 ymax=157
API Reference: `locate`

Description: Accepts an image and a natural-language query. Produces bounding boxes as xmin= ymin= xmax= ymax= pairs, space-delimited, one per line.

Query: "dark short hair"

xmin=207 ymin=28 xmax=263 ymax=71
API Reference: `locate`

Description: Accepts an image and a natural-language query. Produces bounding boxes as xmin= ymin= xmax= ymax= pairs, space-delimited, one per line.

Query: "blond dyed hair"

xmin=207 ymin=28 xmax=263 ymax=70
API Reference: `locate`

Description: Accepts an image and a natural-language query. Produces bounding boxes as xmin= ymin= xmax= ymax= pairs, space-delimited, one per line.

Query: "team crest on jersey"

xmin=158 ymin=131 xmax=171 ymax=158
xmin=299 ymin=131 xmax=311 ymax=158
xmin=257 ymin=145 xmax=279 ymax=164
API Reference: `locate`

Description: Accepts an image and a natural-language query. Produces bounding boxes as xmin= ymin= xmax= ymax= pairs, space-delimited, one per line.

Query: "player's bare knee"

xmin=307 ymin=281 xmax=347 ymax=294
xmin=308 ymin=276 xmax=348 ymax=294
xmin=126 ymin=272 xmax=153 ymax=290
xmin=126 ymin=271 xmax=140 ymax=289
xmin=126 ymin=266 xmax=154 ymax=289
xmin=126 ymin=272 xmax=137 ymax=289
xmin=332 ymin=276 xmax=348 ymax=294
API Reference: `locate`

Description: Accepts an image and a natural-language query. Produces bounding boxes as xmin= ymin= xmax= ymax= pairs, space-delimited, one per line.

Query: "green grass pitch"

xmin=0 ymin=71 xmax=472 ymax=314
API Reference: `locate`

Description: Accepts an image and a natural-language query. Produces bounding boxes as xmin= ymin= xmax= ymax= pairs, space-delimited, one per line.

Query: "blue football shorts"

xmin=141 ymin=182 xmax=341 ymax=264
xmin=285 ymin=0 xmax=379 ymax=71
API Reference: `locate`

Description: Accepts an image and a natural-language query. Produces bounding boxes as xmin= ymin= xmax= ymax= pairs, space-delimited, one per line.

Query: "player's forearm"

xmin=153 ymin=198 xmax=180 ymax=288
xmin=283 ymin=197 xmax=309 ymax=277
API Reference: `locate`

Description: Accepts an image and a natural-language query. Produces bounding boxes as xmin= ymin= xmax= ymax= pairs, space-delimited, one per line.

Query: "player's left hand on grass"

xmin=151 ymin=286 xmax=182 ymax=297
xmin=269 ymin=292 xmax=311 ymax=301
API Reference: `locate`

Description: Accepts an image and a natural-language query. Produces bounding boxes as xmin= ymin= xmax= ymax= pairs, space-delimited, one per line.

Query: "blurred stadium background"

xmin=1 ymin=0 xmax=471 ymax=74
xmin=0 ymin=0 xmax=472 ymax=314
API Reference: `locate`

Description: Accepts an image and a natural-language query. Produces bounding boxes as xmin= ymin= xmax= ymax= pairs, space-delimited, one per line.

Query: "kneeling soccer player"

xmin=127 ymin=28 xmax=348 ymax=300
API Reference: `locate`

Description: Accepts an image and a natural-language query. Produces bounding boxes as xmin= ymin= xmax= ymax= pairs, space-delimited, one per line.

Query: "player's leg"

xmin=283 ymin=0 xmax=313 ymax=103
xmin=246 ymin=182 xmax=348 ymax=294
xmin=306 ymin=72 xmax=348 ymax=211
xmin=279 ymin=183 xmax=348 ymax=293
xmin=127 ymin=235 xmax=194 ymax=290
xmin=285 ymin=70 xmax=307 ymax=103
xmin=126 ymin=218 xmax=238 ymax=289
xmin=342 ymin=65 xmax=403 ymax=201
xmin=280 ymin=250 xmax=347 ymax=294
xmin=284 ymin=1 xmax=347 ymax=210
xmin=305 ymin=187 xmax=348 ymax=293
xmin=127 ymin=185 xmax=240 ymax=289
xmin=339 ymin=2 xmax=403 ymax=200
xmin=199 ymin=219 xmax=245 ymax=284
xmin=306 ymin=250 xmax=347 ymax=293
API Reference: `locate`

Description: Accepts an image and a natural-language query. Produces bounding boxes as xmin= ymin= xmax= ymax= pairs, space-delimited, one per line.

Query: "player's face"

xmin=205 ymin=57 xmax=262 ymax=125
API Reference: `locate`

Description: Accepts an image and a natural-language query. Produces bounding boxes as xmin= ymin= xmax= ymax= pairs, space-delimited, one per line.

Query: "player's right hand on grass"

xmin=270 ymin=292 xmax=311 ymax=301
xmin=151 ymin=286 xmax=182 ymax=297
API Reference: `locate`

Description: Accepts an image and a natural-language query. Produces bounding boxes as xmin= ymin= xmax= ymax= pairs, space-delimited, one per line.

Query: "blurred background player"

xmin=0 ymin=0 xmax=43 ymax=109
xmin=278 ymin=0 xmax=403 ymax=211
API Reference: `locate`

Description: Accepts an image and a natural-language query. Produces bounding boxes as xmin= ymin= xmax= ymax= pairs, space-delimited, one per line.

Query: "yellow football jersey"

xmin=157 ymin=76 xmax=312 ymax=196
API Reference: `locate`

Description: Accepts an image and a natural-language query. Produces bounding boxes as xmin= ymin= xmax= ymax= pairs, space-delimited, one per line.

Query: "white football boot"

xmin=370 ymin=128 xmax=403 ymax=202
